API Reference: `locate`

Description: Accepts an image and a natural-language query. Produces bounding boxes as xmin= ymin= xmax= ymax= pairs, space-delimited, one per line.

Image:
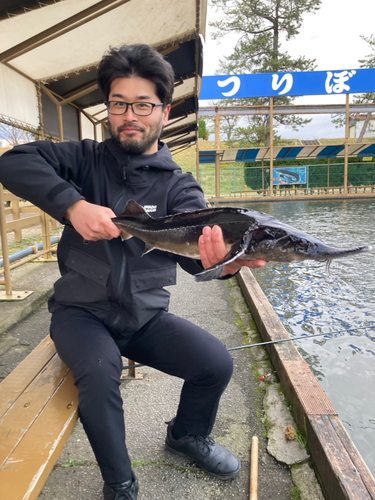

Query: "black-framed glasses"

xmin=105 ymin=101 xmax=164 ymax=116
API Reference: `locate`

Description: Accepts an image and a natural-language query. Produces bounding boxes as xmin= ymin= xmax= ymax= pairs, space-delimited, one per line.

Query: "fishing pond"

xmin=238 ymin=198 xmax=375 ymax=477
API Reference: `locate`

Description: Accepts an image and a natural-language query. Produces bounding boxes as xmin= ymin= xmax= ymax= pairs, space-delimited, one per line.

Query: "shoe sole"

xmin=165 ymin=442 xmax=241 ymax=480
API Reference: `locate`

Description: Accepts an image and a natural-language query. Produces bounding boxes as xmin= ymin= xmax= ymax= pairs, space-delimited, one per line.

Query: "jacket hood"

xmin=104 ymin=138 xmax=181 ymax=174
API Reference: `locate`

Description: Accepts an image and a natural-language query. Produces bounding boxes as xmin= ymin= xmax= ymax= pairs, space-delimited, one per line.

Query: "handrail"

xmin=0 ymin=186 xmax=59 ymax=296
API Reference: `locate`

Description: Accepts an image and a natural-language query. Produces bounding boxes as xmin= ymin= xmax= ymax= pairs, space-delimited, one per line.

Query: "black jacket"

xmin=0 ymin=138 xmax=207 ymax=336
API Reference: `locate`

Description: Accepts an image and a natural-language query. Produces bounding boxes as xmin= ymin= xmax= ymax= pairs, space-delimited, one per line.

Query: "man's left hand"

xmin=198 ymin=225 xmax=266 ymax=277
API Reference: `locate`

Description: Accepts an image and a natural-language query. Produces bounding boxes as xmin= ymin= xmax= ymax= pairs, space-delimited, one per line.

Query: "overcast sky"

xmin=201 ymin=0 xmax=375 ymax=140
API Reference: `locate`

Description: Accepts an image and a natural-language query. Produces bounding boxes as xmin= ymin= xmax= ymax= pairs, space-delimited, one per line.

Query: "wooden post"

xmin=261 ymin=160 xmax=264 ymax=191
xmin=196 ymin=139 xmax=200 ymax=185
xmin=36 ymin=82 xmax=45 ymax=140
xmin=344 ymin=94 xmax=349 ymax=195
xmin=214 ymin=113 xmax=220 ymax=150
xmin=40 ymin=211 xmax=53 ymax=260
xmin=214 ymin=113 xmax=221 ymax=197
xmin=269 ymin=97 xmax=274 ymax=196
xmin=0 ymin=184 xmax=12 ymax=296
xmin=11 ymin=198 xmax=21 ymax=242
xmin=57 ymin=103 xmax=63 ymax=143
xmin=249 ymin=436 xmax=258 ymax=500
xmin=120 ymin=359 xmax=143 ymax=380
xmin=215 ymin=153 xmax=220 ymax=197
xmin=78 ymin=110 xmax=82 ymax=141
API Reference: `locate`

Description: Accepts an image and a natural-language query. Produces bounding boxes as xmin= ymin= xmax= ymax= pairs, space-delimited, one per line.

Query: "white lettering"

xmin=143 ymin=205 xmax=157 ymax=213
xmin=271 ymin=74 xmax=293 ymax=95
xmin=325 ymin=70 xmax=357 ymax=94
xmin=217 ymin=76 xmax=241 ymax=97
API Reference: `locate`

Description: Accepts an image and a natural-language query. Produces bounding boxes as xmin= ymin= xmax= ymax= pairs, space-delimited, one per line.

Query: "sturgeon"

xmin=112 ymin=199 xmax=372 ymax=281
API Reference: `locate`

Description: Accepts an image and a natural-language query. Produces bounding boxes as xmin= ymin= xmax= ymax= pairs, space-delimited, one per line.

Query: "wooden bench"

xmin=0 ymin=335 xmax=141 ymax=499
xmin=0 ymin=336 xmax=78 ymax=500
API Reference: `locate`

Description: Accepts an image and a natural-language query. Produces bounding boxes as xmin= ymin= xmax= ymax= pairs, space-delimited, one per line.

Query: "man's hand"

xmin=64 ymin=200 xmax=121 ymax=241
xmin=198 ymin=225 xmax=266 ymax=277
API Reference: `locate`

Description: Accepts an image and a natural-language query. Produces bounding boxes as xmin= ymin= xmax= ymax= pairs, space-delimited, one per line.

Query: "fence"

xmin=0 ymin=186 xmax=61 ymax=299
xmin=199 ymin=162 xmax=375 ymax=198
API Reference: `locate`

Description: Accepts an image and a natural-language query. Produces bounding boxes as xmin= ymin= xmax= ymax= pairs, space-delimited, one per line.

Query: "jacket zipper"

xmin=111 ymin=161 xmax=130 ymax=329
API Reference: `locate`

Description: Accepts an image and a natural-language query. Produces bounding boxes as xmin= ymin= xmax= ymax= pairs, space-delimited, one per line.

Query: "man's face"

xmin=107 ymin=76 xmax=170 ymax=155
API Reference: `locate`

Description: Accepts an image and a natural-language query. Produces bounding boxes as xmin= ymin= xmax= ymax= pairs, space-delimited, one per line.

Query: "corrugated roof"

xmin=0 ymin=0 xmax=207 ymax=149
xmin=199 ymin=143 xmax=375 ymax=163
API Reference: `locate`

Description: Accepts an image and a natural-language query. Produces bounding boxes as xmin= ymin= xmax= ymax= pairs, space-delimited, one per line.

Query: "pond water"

xmin=240 ymin=198 xmax=375 ymax=476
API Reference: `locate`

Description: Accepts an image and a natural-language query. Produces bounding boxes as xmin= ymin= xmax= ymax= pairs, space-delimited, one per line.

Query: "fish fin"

xmin=121 ymin=229 xmax=133 ymax=241
xmin=325 ymin=259 xmax=332 ymax=277
xmin=195 ymin=265 xmax=224 ymax=282
xmin=195 ymin=247 xmax=247 ymax=282
xmin=119 ymin=199 xmax=152 ymax=218
xmin=141 ymin=244 xmax=155 ymax=256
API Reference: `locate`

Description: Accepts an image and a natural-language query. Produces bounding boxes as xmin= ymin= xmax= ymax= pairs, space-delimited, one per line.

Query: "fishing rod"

xmin=122 ymin=325 xmax=375 ymax=370
xmin=227 ymin=325 xmax=375 ymax=351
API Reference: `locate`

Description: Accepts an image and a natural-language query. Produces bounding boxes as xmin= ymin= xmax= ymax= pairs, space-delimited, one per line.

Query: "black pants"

xmin=50 ymin=306 xmax=233 ymax=484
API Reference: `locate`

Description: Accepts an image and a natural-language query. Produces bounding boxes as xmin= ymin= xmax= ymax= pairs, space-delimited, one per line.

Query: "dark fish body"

xmin=274 ymin=168 xmax=300 ymax=183
xmin=112 ymin=200 xmax=372 ymax=281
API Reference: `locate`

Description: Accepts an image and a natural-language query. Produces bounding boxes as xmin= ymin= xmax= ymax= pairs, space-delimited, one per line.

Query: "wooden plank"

xmin=0 ymin=354 xmax=70 ymax=466
xmin=330 ymin=416 xmax=375 ymax=499
xmin=0 ymin=371 xmax=78 ymax=500
xmin=237 ymin=268 xmax=375 ymax=500
xmin=237 ymin=268 xmax=336 ymax=428
xmin=6 ymin=215 xmax=42 ymax=232
xmin=0 ymin=337 xmax=57 ymax=418
xmin=282 ymin=359 xmax=336 ymax=416
xmin=308 ymin=415 xmax=374 ymax=500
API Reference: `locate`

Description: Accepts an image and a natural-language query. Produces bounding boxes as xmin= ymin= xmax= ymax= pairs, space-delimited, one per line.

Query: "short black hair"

xmin=97 ymin=44 xmax=175 ymax=106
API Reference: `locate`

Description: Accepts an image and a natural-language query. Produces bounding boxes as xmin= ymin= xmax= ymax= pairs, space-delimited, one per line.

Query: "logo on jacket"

xmin=143 ymin=205 xmax=157 ymax=213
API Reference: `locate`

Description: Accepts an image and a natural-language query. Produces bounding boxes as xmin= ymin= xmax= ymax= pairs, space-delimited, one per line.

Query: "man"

xmin=0 ymin=44 xmax=266 ymax=500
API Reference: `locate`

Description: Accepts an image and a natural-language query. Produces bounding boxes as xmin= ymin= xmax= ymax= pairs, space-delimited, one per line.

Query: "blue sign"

xmin=273 ymin=167 xmax=306 ymax=185
xmin=199 ymin=68 xmax=375 ymax=100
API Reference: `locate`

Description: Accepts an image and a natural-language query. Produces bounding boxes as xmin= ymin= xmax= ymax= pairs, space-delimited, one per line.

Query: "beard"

xmin=108 ymin=118 xmax=163 ymax=155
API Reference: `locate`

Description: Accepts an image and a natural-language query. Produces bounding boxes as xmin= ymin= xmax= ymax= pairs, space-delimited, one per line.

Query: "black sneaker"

xmin=103 ymin=471 xmax=138 ymax=500
xmin=165 ymin=419 xmax=241 ymax=480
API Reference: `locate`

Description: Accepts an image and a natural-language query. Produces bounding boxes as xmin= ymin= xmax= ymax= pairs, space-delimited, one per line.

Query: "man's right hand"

xmin=64 ymin=200 xmax=121 ymax=241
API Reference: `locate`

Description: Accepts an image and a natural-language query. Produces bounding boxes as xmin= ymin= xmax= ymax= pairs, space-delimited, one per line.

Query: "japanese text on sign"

xmin=199 ymin=68 xmax=375 ymax=100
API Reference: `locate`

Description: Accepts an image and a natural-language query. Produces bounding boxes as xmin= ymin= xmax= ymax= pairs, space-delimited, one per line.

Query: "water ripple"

xmin=247 ymin=199 xmax=375 ymax=476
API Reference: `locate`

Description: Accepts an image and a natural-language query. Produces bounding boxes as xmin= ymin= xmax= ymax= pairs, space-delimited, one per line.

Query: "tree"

xmin=209 ymin=0 xmax=321 ymax=145
xmin=198 ymin=118 xmax=208 ymax=139
xmin=333 ymin=34 xmax=375 ymax=140
xmin=220 ymin=113 xmax=240 ymax=142
xmin=0 ymin=123 xmax=36 ymax=146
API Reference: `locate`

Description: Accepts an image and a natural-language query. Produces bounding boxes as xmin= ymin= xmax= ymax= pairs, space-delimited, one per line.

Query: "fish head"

xmin=245 ymin=226 xmax=315 ymax=262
